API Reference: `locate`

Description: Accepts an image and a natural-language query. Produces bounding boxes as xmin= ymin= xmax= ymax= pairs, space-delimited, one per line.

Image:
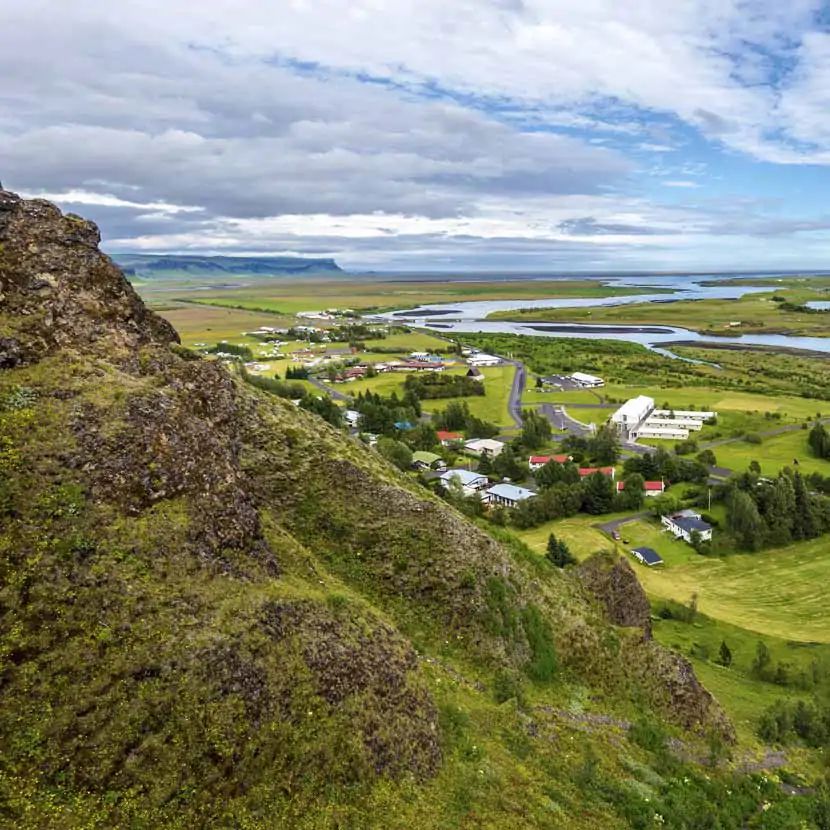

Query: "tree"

xmin=793 ymin=472 xmax=817 ymax=540
xmin=650 ymin=492 xmax=682 ymax=518
xmin=617 ymin=472 xmax=645 ymax=511
xmin=749 ymin=459 xmax=762 ymax=475
xmin=536 ymin=460 xmax=580 ymax=489
xmin=581 ymin=471 xmax=615 ymax=515
xmin=728 ymin=489 xmax=763 ymax=551
xmin=809 ymin=422 xmax=830 ymax=460
xmin=696 ymin=449 xmax=717 ymax=467
xmin=751 ymin=641 xmax=772 ymax=680
xmin=405 ymin=423 xmax=439 ymax=451
xmin=300 ymin=395 xmax=343 ymax=428
xmin=520 ymin=408 xmax=552 ymax=450
xmin=493 ymin=446 xmax=526 ymax=482
xmin=588 ymin=425 xmax=620 ymax=466
xmin=546 ymin=533 xmax=576 ymax=568
xmin=376 ymin=437 xmax=413 ymax=471
xmin=718 ymin=640 xmax=732 ymax=667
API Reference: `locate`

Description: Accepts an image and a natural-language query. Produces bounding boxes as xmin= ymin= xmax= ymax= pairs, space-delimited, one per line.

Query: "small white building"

xmin=464 ymin=438 xmax=505 ymax=457
xmin=661 ymin=510 xmax=713 ymax=543
xmin=570 ymin=372 xmax=604 ymax=388
xmin=485 ymin=483 xmax=536 ymax=509
xmin=644 ymin=417 xmax=704 ymax=432
xmin=632 ymin=425 xmax=689 ymax=440
xmin=651 ymin=409 xmax=714 ymax=421
xmin=344 ymin=410 xmax=361 ymax=428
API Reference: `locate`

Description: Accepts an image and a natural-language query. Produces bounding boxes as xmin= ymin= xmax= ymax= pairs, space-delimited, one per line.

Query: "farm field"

xmin=487 ymin=288 xmax=830 ymax=336
xmin=148 ymin=277 xmax=661 ymax=317
xmin=157 ymin=304 xmax=296 ymax=348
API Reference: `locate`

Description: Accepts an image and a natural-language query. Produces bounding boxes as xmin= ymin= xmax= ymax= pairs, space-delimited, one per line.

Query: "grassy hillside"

xmin=0 ymin=190 xmax=826 ymax=828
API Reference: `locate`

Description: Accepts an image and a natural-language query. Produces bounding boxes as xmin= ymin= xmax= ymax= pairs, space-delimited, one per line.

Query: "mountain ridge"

xmin=113 ymin=253 xmax=344 ymax=279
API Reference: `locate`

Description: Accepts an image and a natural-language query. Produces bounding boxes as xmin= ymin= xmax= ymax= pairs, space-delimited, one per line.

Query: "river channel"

xmin=379 ymin=276 xmax=830 ymax=356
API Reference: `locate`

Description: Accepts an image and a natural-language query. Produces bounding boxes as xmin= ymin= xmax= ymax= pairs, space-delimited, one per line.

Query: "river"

xmin=377 ymin=276 xmax=830 ymax=356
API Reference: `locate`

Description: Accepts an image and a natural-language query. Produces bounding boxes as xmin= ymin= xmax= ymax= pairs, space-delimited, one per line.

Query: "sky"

xmin=5 ymin=1 xmax=830 ymax=271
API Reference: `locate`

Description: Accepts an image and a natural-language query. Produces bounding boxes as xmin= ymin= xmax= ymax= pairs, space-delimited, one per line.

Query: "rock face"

xmin=578 ymin=552 xmax=653 ymax=638
xmin=0 ymin=189 xmax=178 ymax=364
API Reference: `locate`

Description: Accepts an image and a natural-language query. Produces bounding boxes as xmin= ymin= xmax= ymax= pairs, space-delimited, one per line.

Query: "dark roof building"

xmin=631 ymin=547 xmax=663 ymax=566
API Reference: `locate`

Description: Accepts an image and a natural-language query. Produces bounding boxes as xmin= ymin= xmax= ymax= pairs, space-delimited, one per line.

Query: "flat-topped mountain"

xmin=113 ymin=252 xmax=343 ymax=278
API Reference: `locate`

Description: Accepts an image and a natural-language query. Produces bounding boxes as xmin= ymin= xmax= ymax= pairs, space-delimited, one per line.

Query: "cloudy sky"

xmin=5 ymin=1 xmax=830 ymax=271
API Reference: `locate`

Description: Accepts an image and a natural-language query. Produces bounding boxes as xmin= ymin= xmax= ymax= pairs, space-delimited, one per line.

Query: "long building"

xmin=610 ymin=395 xmax=717 ymax=441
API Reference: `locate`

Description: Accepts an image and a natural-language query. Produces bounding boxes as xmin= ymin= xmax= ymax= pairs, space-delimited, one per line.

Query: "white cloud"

xmin=662 ymin=181 xmax=701 ymax=188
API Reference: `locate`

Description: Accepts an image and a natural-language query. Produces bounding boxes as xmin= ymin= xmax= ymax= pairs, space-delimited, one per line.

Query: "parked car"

xmin=612 ymin=530 xmax=621 ymax=541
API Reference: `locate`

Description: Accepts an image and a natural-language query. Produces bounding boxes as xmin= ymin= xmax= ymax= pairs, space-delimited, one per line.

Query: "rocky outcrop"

xmin=0 ymin=189 xmax=178 ymax=364
xmin=578 ymin=552 xmax=653 ymax=638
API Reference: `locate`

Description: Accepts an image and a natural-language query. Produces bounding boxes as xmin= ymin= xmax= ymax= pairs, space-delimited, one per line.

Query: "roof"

xmin=466 ymin=366 xmax=483 ymax=376
xmin=412 ymin=451 xmax=441 ymax=464
xmin=579 ymin=467 xmax=614 ymax=476
xmin=465 ymin=438 xmax=504 ymax=450
xmin=611 ymin=395 xmax=655 ymax=424
xmin=530 ymin=455 xmax=570 ymax=465
xmin=571 ymin=372 xmax=603 ymax=383
xmin=487 ymin=483 xmax=536 ymax=502
xmin=616 ymin=480 xmax=664 ymax=491
xmin=441 ymin=469 xmax=486 ymax=487
xmin=394 ymin=421 xmax=414 ymax=430
xmin=632 ymin=547 xmax=664 ymax=566
xmin=436 ymin=430 xmax=463 ymax=441
xmin=671 ymin=516 xmax=712 ymax=534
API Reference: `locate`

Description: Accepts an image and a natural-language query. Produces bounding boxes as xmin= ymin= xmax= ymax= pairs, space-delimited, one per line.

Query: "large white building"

xmin=611 ymin=396 xmax=717 ymax=441
xmin=570 ymin=372 xmax=604 ymax=388
xmin=467 ymin=354 xmax=501 ymax=368
xmin=610 ymin=396 xmax=655 ymax=439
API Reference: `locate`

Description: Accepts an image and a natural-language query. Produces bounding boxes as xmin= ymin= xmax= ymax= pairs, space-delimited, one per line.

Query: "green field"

xmin=712 ymin=429 xmax=830 ymax=477
xmin=158 ymin=304 xmax=296 ymax=348
xmin=488 ymin=287 xmax=830 ymax=336
xmin=420 ymin=364 xmax=517 ymax=426
xmin=144 ymin=277 xmax=663 ymax=317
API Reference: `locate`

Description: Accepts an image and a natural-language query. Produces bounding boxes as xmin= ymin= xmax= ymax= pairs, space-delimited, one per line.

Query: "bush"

xmin=744 ymin=433 xmax=763 ymax=445
xmin=628 ymin=718 xmax=667 ymax=752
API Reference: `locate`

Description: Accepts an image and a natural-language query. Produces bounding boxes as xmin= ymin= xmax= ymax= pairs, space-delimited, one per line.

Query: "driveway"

xmin=593 ymin=512 xmax=651 ymax=535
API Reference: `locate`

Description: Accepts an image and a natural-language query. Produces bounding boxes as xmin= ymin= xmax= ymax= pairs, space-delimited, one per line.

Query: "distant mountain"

xmin=112 ymin=253 xmax=344 ymax=278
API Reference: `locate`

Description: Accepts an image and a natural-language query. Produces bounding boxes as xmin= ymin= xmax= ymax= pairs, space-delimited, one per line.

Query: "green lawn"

xmin=713 ymin=429 xmax=830 ymax=477
xmin=157 ymin=304 xmax=297 ymax=348
xmin=422 ymin=364 xmax=517 ymax=426
xmin=363 ymin=331 xmax=453 ymax=352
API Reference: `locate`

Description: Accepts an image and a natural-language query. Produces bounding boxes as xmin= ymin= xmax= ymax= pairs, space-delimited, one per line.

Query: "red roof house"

xmin=579 ymin=467 xmax=616 ymax=480
xmin=616 ymin=480 xmax=665 ymax=496
xmin=529 ymin=454 xmax=571 ymax=471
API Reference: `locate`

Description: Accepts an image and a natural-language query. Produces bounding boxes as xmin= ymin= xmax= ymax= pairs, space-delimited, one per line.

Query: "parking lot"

xmin=541 ymin=374 xmax=584 ymax=392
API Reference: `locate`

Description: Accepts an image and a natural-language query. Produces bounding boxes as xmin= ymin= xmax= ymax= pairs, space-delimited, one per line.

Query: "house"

xmin=529 ymin=454 xmax=571 ymax=472
xmin=440 ymin=469 xmax=489 ymax=496
xmin=466 ymin=366 xmax=484 ymax=381
xmin=344 ymin=409 xmax=361 ymax=428
xmin=464 ymin=438 xmax=505 ymax=457
xmin=436 ymin=430 xmax=464 ymax=446
xmin=579 ymin=467 xmax=616 ymax=480
xmin=394 ymin=420 xmax=414 ymax=431
xmin=661 ymin=509 xmax=713 ymax=543
xmin=412 ymin=451 xmax=445 ymax=471
xmin=570 ymin=372 xmax=604 ymax=388
xmin=631 ymin=547 xmax=664 ymax=566
xmin=616 ymin=480 xmax=665 ymax=497
xmin=485 ymin=483 xmax=536 ymax=509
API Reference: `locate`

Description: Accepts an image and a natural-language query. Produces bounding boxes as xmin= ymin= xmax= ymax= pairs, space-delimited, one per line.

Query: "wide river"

xmin=379 ymin=275 xmax=830 ymax=356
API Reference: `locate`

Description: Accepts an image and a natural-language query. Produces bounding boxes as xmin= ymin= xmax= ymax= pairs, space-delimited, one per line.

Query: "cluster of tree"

xmin=519 ymin=409 xmax=552 ymax=450
xmin=560 ymin=425 xmax=621 ymax=466
xmin=546 ymin=533 xmax=575 ymax=567
xmin=809 ymin=422 xmax=830 ymax=460
xmin=328 ymin=323 xmax=383 ymax=342
xmin=773 ymin=296 xmax=830 ymax=314
xmin=300 ymin=395 xmax=343 ymax=427
xmin=433 ymin=401 xmax=500 ymax=439
xmin=511 ymin=472 xmax=616 ymax=529
xmin=209 ymin=341 xmax=253 ymax=361
xmin=719 ymin=468 xmax=830 ymax=551
xmin=284 ymin=365 xmax=310 ymax=380
xmin=674 ymin=438 xmax=699 ymax=456
xmin=478 ymin=446 xmax=527 ymax=482
xmin=375 ymin=437 xmax=413 ymax=471
xmin=353 ymin=390 xmax=421 ymax=436
xmin=758 ymin=698 xmax=830 ymax=746
xmin=403 ymin=373 xmax=485 ymax=400
xmin=623 ymin=447 xmax=709 ymax=486
xmin=240 ymin=371 xmax=308 ymax=400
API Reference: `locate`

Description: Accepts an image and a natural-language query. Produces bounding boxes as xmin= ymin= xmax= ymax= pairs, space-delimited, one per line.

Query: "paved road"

xmin=593 ymin=512 xmax=652 ymax=535
xmin=539 ymin=403 xmax=594 ymax=437
xmin=507 ymin=361 xmax=526 ymax=427
xmin=307 ymin=376 xmax=352 ymax=402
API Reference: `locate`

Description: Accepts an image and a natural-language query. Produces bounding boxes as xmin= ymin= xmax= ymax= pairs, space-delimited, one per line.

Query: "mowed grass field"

xmin=421 ymin=364 xmax=517 ymax=426
xmin=714 ymin=429 xmax=830 ymax=477
xmin=519 ymin=514 xmax=830 ymax=643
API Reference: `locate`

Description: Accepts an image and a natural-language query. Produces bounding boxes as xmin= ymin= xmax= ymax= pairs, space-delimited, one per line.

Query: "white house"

xmin=570 ymin=372 xmax=604 ymax=388
xmin=610 ymin=396 xmax=655 ymax=438
xmin=485 ymin=483 xmax=536 ymax=509
xmin=440 ymin=469 xmax=489 ymax=496
xmin=661 ymin=509 xmax=713 ymax=543
xmin=464 ymin=438 xmax=505 ymax=457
